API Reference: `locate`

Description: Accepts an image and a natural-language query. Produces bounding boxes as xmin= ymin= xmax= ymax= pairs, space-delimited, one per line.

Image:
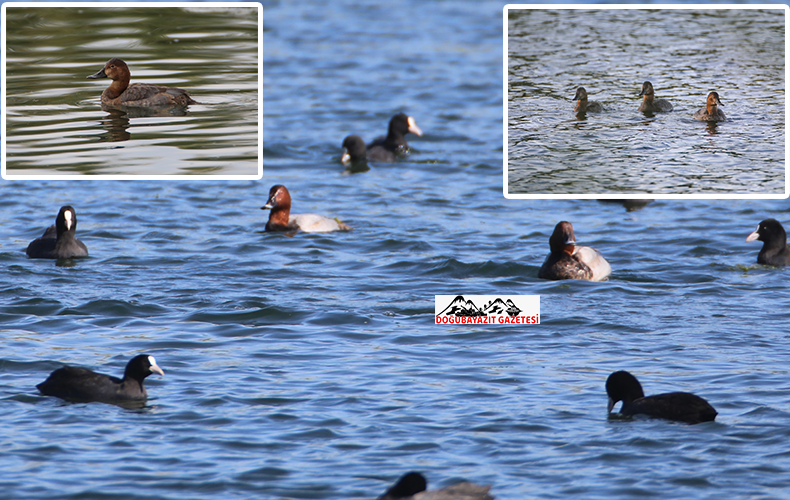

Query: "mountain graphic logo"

xmin=436 ymin=295 xmax=523 ymax=317
xmin=435 ymin=295 xmax=540 ymax=325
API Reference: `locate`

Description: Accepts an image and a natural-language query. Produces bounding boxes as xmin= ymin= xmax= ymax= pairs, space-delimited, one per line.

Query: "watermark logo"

xmin=435 ymin=295 xmax=540 ymax=325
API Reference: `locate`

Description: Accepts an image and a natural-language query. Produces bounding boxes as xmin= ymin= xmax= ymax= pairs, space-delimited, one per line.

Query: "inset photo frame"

xmin=503 ymin=4 xmax=788 ymax=199
xmin=2 ymin=2 xmax=262 ymax=179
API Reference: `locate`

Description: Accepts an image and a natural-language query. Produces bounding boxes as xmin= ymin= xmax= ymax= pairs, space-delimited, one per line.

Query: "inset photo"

xmin=2 ymin=2 xmax=261 ymax=179
xmin=504 ymin=5 xmax=788 ymax=199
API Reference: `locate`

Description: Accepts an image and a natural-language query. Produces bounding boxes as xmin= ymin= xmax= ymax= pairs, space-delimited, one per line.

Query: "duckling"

xmin=638 ymin=81 xmax=673 ymax=113
xmin=573 ymin=86 xmax=604 ymax=114
xmin=692 ymin=91 xmax=726 ymax=122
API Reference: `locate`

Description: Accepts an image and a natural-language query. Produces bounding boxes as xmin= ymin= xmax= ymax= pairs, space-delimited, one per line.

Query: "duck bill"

xmin=87 ymin=67 xmax=107 ymax=79
xmin=746 ymin=229 xmax=760 ymax=242
xmin=341 ymin=149 xmax=351 ymax=164
xmin=261 ymin=203 xmax=273 ymax=210
xmin=407 ymin=116 xmax=423 ymax=136
xmin=607 ymin=397 xmax=615 ymax=413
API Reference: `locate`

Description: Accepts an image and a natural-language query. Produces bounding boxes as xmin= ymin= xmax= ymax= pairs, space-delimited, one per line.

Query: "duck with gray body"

xmin=379 ymin=472 xmax=494 ymax=500
xmin=693 ymin=91 xmax=726 ymax=122
xmin=262 ymin=184 xmax=350 ymax=233
xmin=87 ymin=58 xmax=197 ymax=107
xmin=573 ymin=86 xmax=603 ymax=114
xmin=638 ymin=81 xmax=673 ymax=113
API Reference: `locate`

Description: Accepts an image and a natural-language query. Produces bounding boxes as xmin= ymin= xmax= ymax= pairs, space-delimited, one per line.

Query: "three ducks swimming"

xmin=572 ymin=81 xmax=727 ymax=122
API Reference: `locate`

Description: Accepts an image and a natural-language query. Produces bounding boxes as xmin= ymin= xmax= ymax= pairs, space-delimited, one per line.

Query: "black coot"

xmin=366 ymin=113 xmax=423 ymax=162
xmin=26 ymin=206 xmax=89 ymax=259
xmin=341 ymin=135 xmax=367 ymax=165
xmin=378 ymin=471 xmax=494 ymax=500
xmin=606 ymin=370 xmax=717 ymax=424
xmin=746 ymin=218 xmax=790 ymax=266
xmin=37 ymin=354 xmax=164 ymax=403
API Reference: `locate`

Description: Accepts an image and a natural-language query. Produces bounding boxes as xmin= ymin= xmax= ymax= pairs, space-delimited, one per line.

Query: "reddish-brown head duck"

xmin=573 ymin=86 xmax=603 ymax=114
xmin=692 ymin=91 xmax=726 ymax=122
xmin=638 ymin=81 xmax=673 ymax=113
xmin=87 ymin=58 xmax=197 ymax=107
xmin=261 ymin=185 xmax=350 ymax=233
xmin=538 ymin=221 xmax=611 ymax=281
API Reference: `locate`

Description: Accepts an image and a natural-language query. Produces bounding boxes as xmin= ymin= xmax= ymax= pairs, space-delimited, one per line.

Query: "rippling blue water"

xmin=2 ymin=1 xmax=790 ymax=500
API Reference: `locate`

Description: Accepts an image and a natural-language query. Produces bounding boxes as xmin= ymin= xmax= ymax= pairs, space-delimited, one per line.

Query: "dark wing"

xmin=40 ymin=224 xmax=57 ymax=239
xmin=624 ymin=392 xmax=717 ymax=424
xmin=37 ymin=366 xmax=127 ymax=402
xmin=27 ymin=237 xmax=57 ymax=258
xmin=121 ymin=84 xmax=194 ymax=106
xmin=366 ymin=145 xmax=397 ymax=163
xmin=538 ymin=253 xmax=592 ymax=280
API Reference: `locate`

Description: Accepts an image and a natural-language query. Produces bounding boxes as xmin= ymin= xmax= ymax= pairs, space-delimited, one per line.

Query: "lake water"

xmin=507 ymin=7 xmax=786 ymax=195
xmin=3 ymin=5 xmax=259 ymax=176
xmin=2 ymin=1 xmax=790 ymax=500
